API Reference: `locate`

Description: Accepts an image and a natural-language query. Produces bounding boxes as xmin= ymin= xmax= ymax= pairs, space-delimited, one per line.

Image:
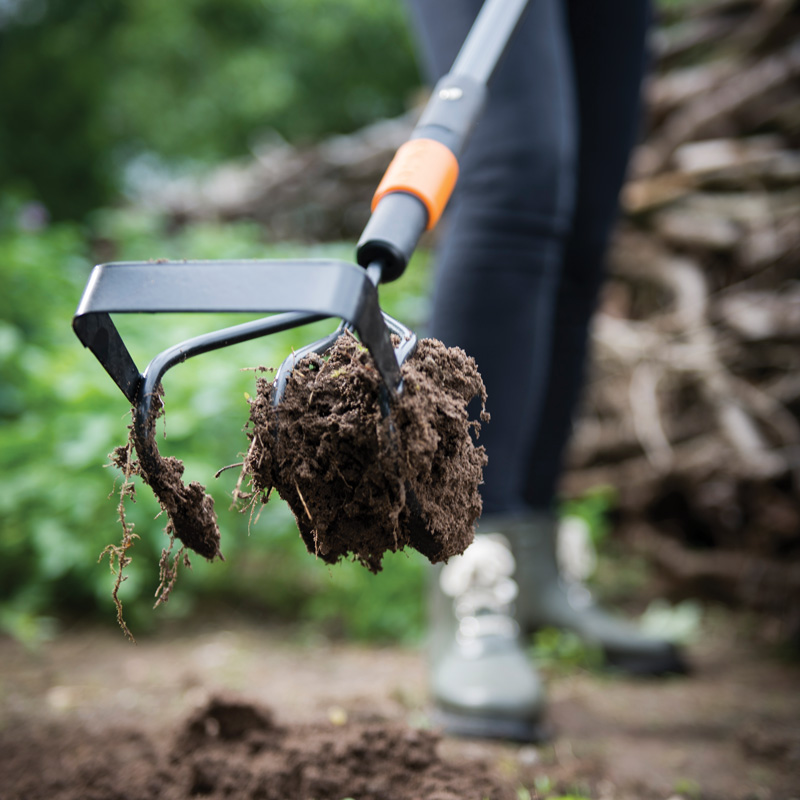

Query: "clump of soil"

xmin=240 ymin=334 xmax=488 ymax=572
xmin=114 ymin=390 xmax=223 ymax=562
xmin=1 ymin=696 xmax=514 ymax=800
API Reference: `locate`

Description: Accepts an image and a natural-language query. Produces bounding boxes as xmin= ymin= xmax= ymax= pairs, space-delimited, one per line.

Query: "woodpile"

xmin=138 ymin=114 xmax=412 ymax=242
xmin=139 ymin=0 xmax=800 ymax=637
xmin=565 ymin=0 xmax=800 ymax=638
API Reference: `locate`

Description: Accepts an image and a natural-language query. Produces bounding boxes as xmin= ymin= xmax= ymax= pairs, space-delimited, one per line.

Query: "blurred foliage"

xmin=0 ymin=200 xmax=430 ymax=643
xmin=559 ymin=485 xmax=617 ymax=546
xmin=529 ymin=627 xmax=604 ymax=676
xmin=0 ymin=0 xmax=419 ymax=220
xmin=523 ymin=777 xmax=591 ymax=800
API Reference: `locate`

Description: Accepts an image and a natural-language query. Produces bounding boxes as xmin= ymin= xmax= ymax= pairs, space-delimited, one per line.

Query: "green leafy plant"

xmin=559 ymin=485 xmax=617 ymax=547
xmin=673 ymin=777 xmax=702 ymax=799
xmin=0 ymin=203 xmax=429 ymax=642
xmin=530 ymin=627 xmax=604 ymax=675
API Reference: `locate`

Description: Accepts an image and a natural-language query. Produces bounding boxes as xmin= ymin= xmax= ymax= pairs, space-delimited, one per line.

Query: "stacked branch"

xmin=137 ymin=114 xmax=414 ymax=242
xmin=563 ymin=0 xmax=800 ymax=637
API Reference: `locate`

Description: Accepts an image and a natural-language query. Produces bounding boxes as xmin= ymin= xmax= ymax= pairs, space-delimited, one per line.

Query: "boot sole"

xmin=432 ymin=707 xmax=551 ymax=743
xmin=604 ymin=643 xmax=690 ymax=676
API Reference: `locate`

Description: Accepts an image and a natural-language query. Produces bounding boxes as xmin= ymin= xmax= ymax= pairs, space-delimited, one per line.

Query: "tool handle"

xmin=357 ymin=0 xmax=529 ymax=282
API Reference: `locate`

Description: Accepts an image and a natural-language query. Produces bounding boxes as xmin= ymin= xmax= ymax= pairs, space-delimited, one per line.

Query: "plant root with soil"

xmin=103 ymin=391 xmax=223 ymax=635
xmin=128 ymin=390 xmax=223 ymax=562
xmin=101 ymin=334 xmax=486 ymax=634
xmin=1 ymin=695 xmax=514 ymax=800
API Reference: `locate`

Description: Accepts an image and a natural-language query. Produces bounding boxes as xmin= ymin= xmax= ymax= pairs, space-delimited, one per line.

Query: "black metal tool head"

xmin=72 ymin=257 xmax=416 ymax=430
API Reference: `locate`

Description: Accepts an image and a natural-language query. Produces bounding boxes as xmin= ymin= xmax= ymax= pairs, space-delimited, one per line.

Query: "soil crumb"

xmin=1 ymin=695 xmax=514 ymax=800
xmin=240 ymin=334 xmax=489 ymax=572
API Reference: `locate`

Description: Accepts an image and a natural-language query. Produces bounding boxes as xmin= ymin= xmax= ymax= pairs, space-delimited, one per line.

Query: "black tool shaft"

xmin=451 ymin=0 xmax=529 ymax=85
xmin=356 ymin=0 xmax=530 ymax=282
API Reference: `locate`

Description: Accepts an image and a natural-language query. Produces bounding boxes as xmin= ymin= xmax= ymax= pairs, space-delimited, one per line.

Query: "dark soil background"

xmin=2 ymin=607 xmax=798 ymax=800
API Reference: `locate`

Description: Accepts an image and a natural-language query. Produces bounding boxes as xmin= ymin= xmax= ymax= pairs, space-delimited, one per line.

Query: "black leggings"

xmin=405 ymin=0 xmax=650 ymax=516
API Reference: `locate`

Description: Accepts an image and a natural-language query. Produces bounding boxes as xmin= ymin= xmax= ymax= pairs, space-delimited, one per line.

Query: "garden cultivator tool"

xmin=73 ymin=0 xmax=531 ymax=561
xmin=73 ymin=258 xmax=412 ymax=457
xmin=73 ymin=0 xmax=529 ymax=422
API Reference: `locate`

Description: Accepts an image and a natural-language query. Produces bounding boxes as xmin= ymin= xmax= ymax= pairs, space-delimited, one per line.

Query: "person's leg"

xmin=524 ymin=0 xmax=651 ymax=509
xmin=407 ymin=0 xmax=577 ymax=515
xmin=406 ymin=0 xmax=578 ymax=739
xmin=499 ymin=0 xmax=687 ymax=674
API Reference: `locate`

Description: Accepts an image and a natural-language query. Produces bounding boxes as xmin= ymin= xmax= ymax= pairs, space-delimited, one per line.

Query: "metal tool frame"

xmin=72 ymin=0 xmax=530 ymax=440
xmin=73 ymin=258 xmax=415 ymax=429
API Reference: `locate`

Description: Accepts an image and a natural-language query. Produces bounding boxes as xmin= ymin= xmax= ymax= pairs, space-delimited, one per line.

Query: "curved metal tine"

xmin=271 ymin=311 xmax=417 ymax=409
xmin=382 ymin=312 xmax=418 ymax=369
xmin=272 ymin=321 xmax=348 ymax=406
xmin=134 ymin=310 xmax=324 ymax=435
xmin=366 ymin=312 xmax=417 ymax=419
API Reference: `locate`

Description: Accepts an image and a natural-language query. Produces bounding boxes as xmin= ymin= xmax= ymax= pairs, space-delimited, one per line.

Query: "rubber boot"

xmin=429 ymin=534 xmax=548 ymax=742
xmin=481 ymin=512 xmax=688 ymax=675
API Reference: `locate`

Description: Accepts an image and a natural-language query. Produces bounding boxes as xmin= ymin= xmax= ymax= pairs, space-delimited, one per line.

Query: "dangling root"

xmin=102 ymin=394 xmax=225 ymax=638
xmin=100 ymin=437 xmax=139 ymax=643
xmin=154 ymin=531 xmax=191 ymax=609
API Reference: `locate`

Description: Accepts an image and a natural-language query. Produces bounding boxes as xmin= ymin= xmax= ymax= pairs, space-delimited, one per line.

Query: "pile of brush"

xmin=565 ymin=0 xmax=800 ymax=638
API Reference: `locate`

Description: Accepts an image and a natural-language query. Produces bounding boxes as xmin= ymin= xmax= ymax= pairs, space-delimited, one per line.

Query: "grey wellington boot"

xmin=429 ymin=534 xmax=548 ymax=741
xmin=482 ymin=512 xmax=688 ymax=675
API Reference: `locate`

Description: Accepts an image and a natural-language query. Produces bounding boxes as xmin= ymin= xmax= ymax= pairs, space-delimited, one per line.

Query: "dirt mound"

xmin=102 ymin=333 xmax=486 ymax=636
xmin=1 ymin=696 xmax=514 ymax=800
xmin=241 ymin=334 xmax=488 ymax=572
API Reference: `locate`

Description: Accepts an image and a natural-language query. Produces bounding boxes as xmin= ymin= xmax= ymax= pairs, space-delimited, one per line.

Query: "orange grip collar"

xmin=371 ymin=138 xmax=459 ymax=230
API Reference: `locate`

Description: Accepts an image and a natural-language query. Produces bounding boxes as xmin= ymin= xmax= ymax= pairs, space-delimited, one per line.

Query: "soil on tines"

xmin=1 ymin=695 xmax=513 ymax=800
xmin=240 ymin=334 xmax=489 ymax=572
xmin=111 ymin=391 xmax=222 ymax=562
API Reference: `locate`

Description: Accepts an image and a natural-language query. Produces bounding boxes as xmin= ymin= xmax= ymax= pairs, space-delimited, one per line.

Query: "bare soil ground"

xmin=1 ymin=609 xmax=798 ymax=799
